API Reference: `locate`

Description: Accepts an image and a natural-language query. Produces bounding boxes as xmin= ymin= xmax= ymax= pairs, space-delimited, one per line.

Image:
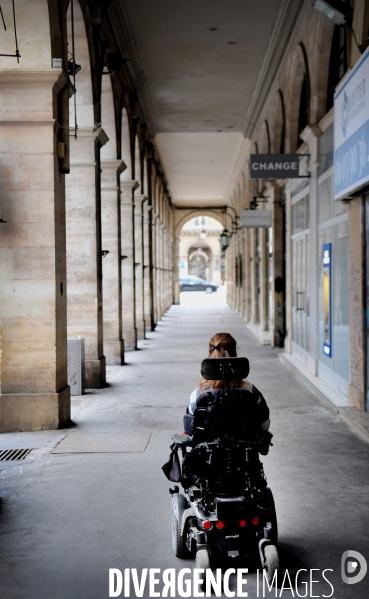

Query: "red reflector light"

xmin=203 ymin=520 xmax=213 ymax=530
xmin=239 ymin=519 xmax=247 ymax=528
xmin=216 ymin=520 xmax=225 ymax=529
xmin=251 ymin=517 xmax=260 ymax=526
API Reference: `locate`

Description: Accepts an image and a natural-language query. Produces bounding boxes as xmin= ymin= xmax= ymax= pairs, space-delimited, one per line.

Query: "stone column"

xmin=240 ymin=229 xmax=247 ymax=319
xmin=120 ymin=180 xmax=138 ymax=350
xmin=250 ymin=228 xmax=258 ymax=323
xmin=152 ymin=215 xmax=159 ymax=324
xmin=244 ymin=230 xmax=252 ymax=322
xmin=101 ymin=160 xmax=126 ymax=365
xmin=143 ymin=204 xmax=152 ymax=329
xmin=134 ymin=194 xmax=146 ymax=340
xmin=284 ymin=181 xmax=293 ymax=354
xmin=301 ymin=125 xmax=321 ymax=371
xmin=0 ymin=70 xmax=70 ymax=432
xmin=173 ymin=236 xmax=180 ymax=305
xmin=259 ymin=227 xmax=268 ymax=331
xmin=348 ymin=197 xmax=365 ymax=410
xmin=269 ymin=185 xmax=285 ymax=348
xmin=66 ymin=128 xmax=108 ymax=389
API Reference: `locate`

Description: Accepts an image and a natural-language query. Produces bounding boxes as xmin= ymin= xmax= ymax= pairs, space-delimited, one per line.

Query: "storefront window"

xmin=317 ymin=163 xmax=349 ymax=389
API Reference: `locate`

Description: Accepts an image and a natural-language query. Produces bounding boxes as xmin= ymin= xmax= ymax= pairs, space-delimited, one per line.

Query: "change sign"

xmin=250 ymin=154 xmax=300 ymax=179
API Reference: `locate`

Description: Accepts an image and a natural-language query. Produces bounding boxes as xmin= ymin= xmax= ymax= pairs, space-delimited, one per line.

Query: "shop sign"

xmin=323 ymin=243 xmax=332 ymax=358
xmin=241 ymin=210 xmax=272 ymax=228
xmin=334 ymin=46 xmax=369 ymax=200
xmin=250 ymin=154 xmax=309 ymax=179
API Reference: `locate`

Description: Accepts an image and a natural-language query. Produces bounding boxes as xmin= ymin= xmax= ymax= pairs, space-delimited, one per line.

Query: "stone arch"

xmin=271 ymin=90 xmax=286 ymax=153
xmin=67 ymin=0 xmax=94 ymax=130
xmin=121 ymin=107 xmax=132 ymax=180
xmin=134 ymin=134 xmax=141 ymax=190
xmin=174 ymin=209 xmax=226 ymax=237
xmin=101 ymin=71 xmax=117 ymax=160
xmin=261 ymin=121 xmax=271 ymax=154
xmin=309 ymin=15 xmax=335 ymax=122
xmin=285 ymin=43 xmax=310 ymax=153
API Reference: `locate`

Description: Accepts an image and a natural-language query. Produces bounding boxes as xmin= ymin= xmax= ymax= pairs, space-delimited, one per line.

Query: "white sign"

xmin=334 ymin=46 xmax=369 ymax=199
xmin=241 ymin=210 xmax=272 ymax=228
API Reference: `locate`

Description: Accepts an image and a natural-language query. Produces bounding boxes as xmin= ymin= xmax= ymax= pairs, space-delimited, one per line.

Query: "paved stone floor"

xmin=0 ymin=289 xmax=368 ymax=598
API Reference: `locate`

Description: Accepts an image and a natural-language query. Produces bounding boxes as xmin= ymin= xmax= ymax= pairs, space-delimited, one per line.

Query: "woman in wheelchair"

xmin=186 ymin=332 xmax=271 ymax=436
xmin=165 ymin=332 xmax=279 ymax=583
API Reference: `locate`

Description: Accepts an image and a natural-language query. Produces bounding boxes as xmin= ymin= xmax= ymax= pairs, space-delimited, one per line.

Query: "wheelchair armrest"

xmin=172 ymin=434 xmax=193 ymax=446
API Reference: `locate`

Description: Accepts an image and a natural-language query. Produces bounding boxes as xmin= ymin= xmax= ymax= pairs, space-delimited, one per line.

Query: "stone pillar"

xmin=173 ymin=236 xmax=180 ymax=305
xmin=152 ymin=215 xmax=159 ymax=324
xmin=101 ymin=160 xmax=126 ymax=365
xmin=121 ymin=180 xmax=138 ymax=350
xmin=240 ymin=229 xmax=247 ymax=319
xmin=0 ymin=70 xmax=70 ymax=432
xmin=259 ymin=227 xmax=268 ymax=331
xmin=66 ymin=128 xmax=108 ymax=388
xmin=134 ymin=194 xmax=146 ymax=340
xmin=284 ymin=181 xmax=293 ymax=354
xmin=143 ymin=204 xmax=152 ymax=329
xmin=250 ymin=229 xmax=258 ymax=323
xmin=243 ymin=229 xmax=251 ymax=321
xmin=268 ymin=184 xmax=285 ymax=347
xmin=348 ymin=197 xmax=366 ymax=410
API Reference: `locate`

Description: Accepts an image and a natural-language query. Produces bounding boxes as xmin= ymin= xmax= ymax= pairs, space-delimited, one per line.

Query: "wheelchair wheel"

xmin=195 ymin=549 xmax=210 ymax=590
xmin=264 ymin=544 xmax=279 ymax=584
xmin=171 ymin=494 xmax=187 ymax=557
xmin=196 ymin=548 xmax=210 ymax=569
xmin=265 ymin=487 xmax=278 ymax=543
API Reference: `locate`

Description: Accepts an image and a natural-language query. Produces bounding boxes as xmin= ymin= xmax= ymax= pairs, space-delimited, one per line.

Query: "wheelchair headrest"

xmin=201 ymin=357 xmax=249 ymax=381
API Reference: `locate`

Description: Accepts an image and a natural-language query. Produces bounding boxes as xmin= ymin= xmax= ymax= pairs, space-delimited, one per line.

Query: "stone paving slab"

xmin=51 ymin=432 xmax=152 ymax=453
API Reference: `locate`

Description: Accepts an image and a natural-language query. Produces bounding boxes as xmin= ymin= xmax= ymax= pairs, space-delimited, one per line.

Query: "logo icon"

xmin=342 ymin=92 xmax=348 ymax=138
xmin=341 ymin=550 xmax=367 ymax=584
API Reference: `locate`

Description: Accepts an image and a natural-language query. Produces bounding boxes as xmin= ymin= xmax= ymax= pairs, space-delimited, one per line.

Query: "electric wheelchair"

xmin=166 ymin=357 xmax=279 ymax=583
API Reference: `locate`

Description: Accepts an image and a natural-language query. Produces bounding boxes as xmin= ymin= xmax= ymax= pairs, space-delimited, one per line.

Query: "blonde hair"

xmin=199 ymin=332 xmax=244 ymax=391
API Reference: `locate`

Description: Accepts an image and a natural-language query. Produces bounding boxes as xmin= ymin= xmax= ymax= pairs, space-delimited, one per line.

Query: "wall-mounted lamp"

xmin=219 ymin=229 xmax=232 ymax=252
xmin=121 ymin=255 xmax=128 ymax=260
xmin=312 ymin=0 xmax=351 ymax=26
xmin=250 ymin=195 xmax=268 ymax=210
xmin=101 ymin=250 xmax=110 ymax=258
xmin=67 ymin=58 xmax=81 ymax=76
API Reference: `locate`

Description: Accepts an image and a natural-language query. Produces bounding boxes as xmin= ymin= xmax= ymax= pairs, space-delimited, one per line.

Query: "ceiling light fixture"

xmin=209 ymin=27 xmax=218 ymax=31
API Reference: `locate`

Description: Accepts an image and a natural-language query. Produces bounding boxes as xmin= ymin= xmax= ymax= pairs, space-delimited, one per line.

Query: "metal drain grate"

xmin=51 ymin=432 xmax=152 ymax=454
xmin=0 ymin=449 xmax=32 ymax=461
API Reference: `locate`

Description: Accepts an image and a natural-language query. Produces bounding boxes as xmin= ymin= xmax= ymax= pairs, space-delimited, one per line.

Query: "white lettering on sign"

xmin=251 ymin=161 xmax=298 ymax=170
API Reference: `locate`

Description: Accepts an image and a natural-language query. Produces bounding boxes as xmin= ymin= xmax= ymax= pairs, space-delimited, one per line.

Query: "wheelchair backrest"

xmin=190 ymin=387 xmax=263 ymax=444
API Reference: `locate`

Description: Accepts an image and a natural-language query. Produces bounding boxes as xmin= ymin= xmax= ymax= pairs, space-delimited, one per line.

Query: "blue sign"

xmin=334 ymin=46 xmax=369 ymax=200
xmin=323 ymin=243 xmax=332 ymax=358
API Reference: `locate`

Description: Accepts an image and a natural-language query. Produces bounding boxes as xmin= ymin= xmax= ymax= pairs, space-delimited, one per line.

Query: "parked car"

xmin=179 ymin=276 xmax=218 ymax=293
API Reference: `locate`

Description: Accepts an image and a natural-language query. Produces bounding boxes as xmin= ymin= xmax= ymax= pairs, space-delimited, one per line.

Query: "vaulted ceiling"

xmin=113 ymin=0 xmax=305 ymax=205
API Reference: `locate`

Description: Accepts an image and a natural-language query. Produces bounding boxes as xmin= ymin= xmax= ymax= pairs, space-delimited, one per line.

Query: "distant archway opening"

xmin=188 ymin=245 xmax=212 ymax=279
xmin=178 ymin=214 xmax=223 ymax=284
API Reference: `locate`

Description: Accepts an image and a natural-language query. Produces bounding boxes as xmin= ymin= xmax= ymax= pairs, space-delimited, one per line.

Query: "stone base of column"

xmin=0 ymin=386 xmax=70 ymax=433
xmin=85 ymin=356 xmax=106 ymax=389
xmin=137 ymin=321 xmax=145 ymax=341
xmin=144 ymin=313 xmax=151 ymax=332
xmin=105 ymin=340 xmax=124 ymax=366
xmin=348 ymin=383 xmax=365 ymax=411
xmin=123 ymin=328 xmax=137 ymax=351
